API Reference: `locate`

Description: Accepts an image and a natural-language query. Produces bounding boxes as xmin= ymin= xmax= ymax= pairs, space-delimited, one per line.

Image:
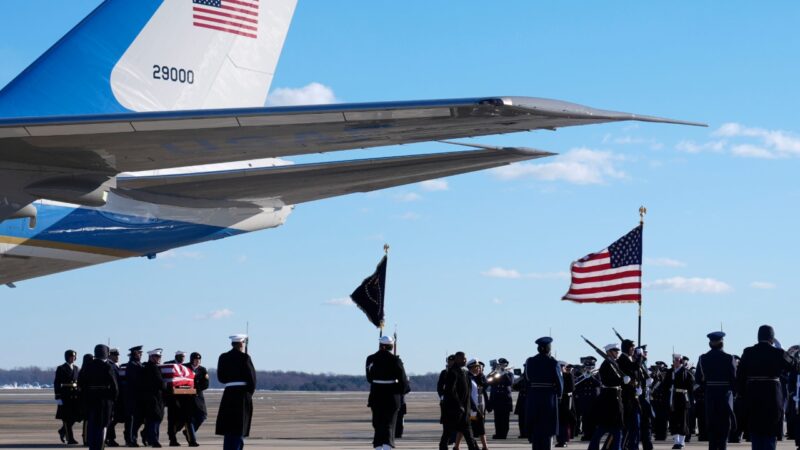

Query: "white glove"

xmin=636 ymin=387 xmax=643 ymax=396
xmin=646 ymin=378 xmax=653 ymax=387
xmin=623 ymin=376 xmax=631 ymax=384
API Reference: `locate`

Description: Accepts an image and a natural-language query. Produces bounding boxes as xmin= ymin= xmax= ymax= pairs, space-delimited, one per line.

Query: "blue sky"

xmin=1 ymin=1 xmax=800 ymax=375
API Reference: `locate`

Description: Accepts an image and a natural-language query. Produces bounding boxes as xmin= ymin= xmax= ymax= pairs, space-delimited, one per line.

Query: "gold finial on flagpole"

xmin=639 ymin=206 xmax=647 ymax=225
xmin=383 ymin=243 xmax=390 ymax=255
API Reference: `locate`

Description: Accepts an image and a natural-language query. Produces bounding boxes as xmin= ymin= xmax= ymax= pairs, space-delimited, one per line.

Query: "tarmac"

xmin=0 ymin=390 xmax=789 ymax=450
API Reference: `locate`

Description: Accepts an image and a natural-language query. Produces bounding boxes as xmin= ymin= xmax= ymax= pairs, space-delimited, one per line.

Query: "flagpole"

xmin=379 ymin=243 xmax=390 ymax=338
xmin=638 ymin=206 xmax=647 ymax=346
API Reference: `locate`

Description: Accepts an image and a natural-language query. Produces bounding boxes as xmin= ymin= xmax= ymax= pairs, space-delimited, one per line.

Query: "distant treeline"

xmin=0 ymin=367 xmax=440 ymax=392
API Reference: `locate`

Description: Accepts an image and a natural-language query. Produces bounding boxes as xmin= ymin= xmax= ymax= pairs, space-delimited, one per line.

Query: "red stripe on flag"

xmin=221 ymin=4 xmax=259 ymax=16
xmin=564 ymin=294 xmax=641 ymax=303
xmin=193 ymin=7 xmax=258 ymax=24
xmin=567 ymin=282 xmax=642 ymax=296
xmin=193 ymin=14 xmax=258 ymax=31
xmin=225 ymin=0 xmax=260 ymax=8
xmin=570 ymin=263 xmax=612 ymax=274
xmin=193 ymin=22 xmax=257 ymax=38
xmin=580 ymin=252 xmax=610 ymax=263
xmin=571 ymin=270 xmax=641 ymax=284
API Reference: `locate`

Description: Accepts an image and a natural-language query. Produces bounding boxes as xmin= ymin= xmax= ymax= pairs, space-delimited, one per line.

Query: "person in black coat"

xmin=365 ymin=335 xmax=409 ymax=450
xmin=78 ymin=344 xmax=118 ymax=450
xmin=664 ymin=354 xmax=694 ymax=449
xmin=573 ymin=357 xmax=600 ymax=441
xmin=737 ymin=325 xmax=800 ymax=450
xmin=487 ymin=357 xmax=514 ymax=440
xmin=106 ymin=348 xmax=123 ymax=447
xmin=185 ymin=352 xmax=209 ymax=446
xmin=524 ymin=336 xmax=563 ymax=450
xmin=556 ymin=362 xmax=575 ymax=448
xmin=650 ymin=362 xmax=669 ymax=441
xmin=587 ymin=343 xmax=624 ymax=450
xmin=122 ymin=345 xmax=144 ymax=446
xmin=139 ymin=348 xmax=167 ymax=448
xmin=439 ymin=351 xmax=479 ymax=450
xmin=216 ymin=334 xmax=257 ymax=450
xmin=617 ymin=340 xmax=643 ymax=450
xmin=165 ymin=350 xmax=190 ymax=447
xmin=54 ymin=349 xmax=81 ymax=445
xmin=438 ymin=355 xmax=456 ymax=444
xmin=696 ymin=331 xmax=736 ymax=450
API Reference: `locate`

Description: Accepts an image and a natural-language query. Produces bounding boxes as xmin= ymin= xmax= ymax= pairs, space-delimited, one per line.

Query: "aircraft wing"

xmin=115 ymin=146 xmax=554 ymax=207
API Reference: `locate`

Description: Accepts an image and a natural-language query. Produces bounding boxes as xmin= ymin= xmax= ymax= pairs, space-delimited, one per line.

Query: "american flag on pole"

xmin=562 ymin=225 xmax=642 ymax=304
xmin=193 ymin=0 xmax=259 ymax=39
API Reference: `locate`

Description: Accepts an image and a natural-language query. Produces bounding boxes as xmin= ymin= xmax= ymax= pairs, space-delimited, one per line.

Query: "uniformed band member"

xmin=737 ymin=325 xmax=800 ymax=450
xmin=573 ymin=357 xmax=600 ymax=441
xmin=106 ymin=348 xmax=122 ymax=447
xmin=664 ymin=353 xmax=694 ymax=449
xmin=216 ymin=334 xmax=257 ymax=450
xmin=186 ymin=352 xmax=209 ymax=446
xmin=650 ymin=361 xmax=669 ymax=441
xmin=487 ymin=357 xmax=514 ymax=439
xmin=140 ymin=348 xmax=166 ymax=448
xmin=587 ymin=343 xmax=624 ymax=450
xmin=366 ymin=335 xmax=409 ymax=450
xmin=55 ymin=349 xmax=81 ymax=445
xmin=617 ymin=339 xmax=642 ymax=450
xmin=696 ymin=331 xmax=736 ymax=450
xmin=556 ymin=361 xmax=575 ymax=448
xmin=122 ymin=345 xmax=144 ymax=447
xmin=524 ymin=336 xmax=563 ymax=450
xmin=78 ymin=344 xmax=119 ymax=450
xmin=439 ymin=351 xmax=479 ymax=450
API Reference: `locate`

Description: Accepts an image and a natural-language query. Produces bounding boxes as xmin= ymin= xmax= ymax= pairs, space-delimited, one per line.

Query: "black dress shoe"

xmin=151 ymin=443 xmax=162 ymax=448
xmin=187 ymin=443 xmax=199 ymax=448
xmin=169 ymin=441 xmax=181 ymax=447
xmin=59 ymin=428 xmax=66 ymax=444
xmin=671 ymin=445 xmax=683 ymax=449
xmin=67 ymin=439 xmax=80 ymax=445
xmin=106 ymin=440 xmax=120 ymax=447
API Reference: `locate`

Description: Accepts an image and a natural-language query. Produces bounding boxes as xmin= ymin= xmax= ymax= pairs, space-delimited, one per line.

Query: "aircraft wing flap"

xmin=116 ymin=146 xmax=553 ymax=207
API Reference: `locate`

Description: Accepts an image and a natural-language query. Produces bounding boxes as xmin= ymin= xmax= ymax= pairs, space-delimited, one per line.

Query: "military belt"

xmin=601 ymin=386 xmax=621 ymax=390
xmin=224 ymin=382 xmax=247 ymax=387
xmin=529 ymin=383 xmax=554 ymax=388
xmin=748 ymin=377 xmax=779 ymax=382
xmin=706 ymin=381 xmax=731 ymax=386
xmin=372 ymin=379 xmax=398 ymax=384
xmin=60 ymin=383 xmax=78 ymax=389
xmin=674 ymin=388 xmax=688 ymax=393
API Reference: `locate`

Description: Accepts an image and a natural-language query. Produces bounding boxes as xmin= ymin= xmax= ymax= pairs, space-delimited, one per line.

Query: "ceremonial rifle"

xmin=580 ymin=335 xmax=623 ymax=378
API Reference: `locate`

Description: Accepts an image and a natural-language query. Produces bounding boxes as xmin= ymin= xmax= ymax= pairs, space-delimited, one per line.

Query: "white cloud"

xmin=324 ymin=297 xmax=354 ymax=307
xmin=750 ymin=281 xmax=776 ymax=290
xmin=675 ymin=140 xmax=726 ymax=154
xmin=680 ymin=123 xmax=800 ymax=159
xmin=730 ymin=144 xmax=776 ymax=159
xmin=420 ymin=179 xmax=449 ymax=191
xmin=266 ymin=82 xmax=337 ymax=106
xmin=195 ymin=308 xmax=234 ymax=320
xmin=398 ymin=212 xmax=420 ymax=221
xmin=394 ymin=192 xmax=422 ymax=202
xmin=160 ymin=250 xmax=204 ymax=260
xmin=645 ymin=277 xmax=732 ymax=294
xmin=603 ymin=134 xmax=663 ymax=150
xmin=482 ymin=267 xmax=568 ymax=280
xmin=492 ymin=148 xmax=626 ymax=185
xmin=644 ymin=257 xmax=687 ymax=268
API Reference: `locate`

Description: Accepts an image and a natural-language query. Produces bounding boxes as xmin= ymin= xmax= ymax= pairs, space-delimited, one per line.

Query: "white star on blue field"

xmin=1 ymin=1 xmax=799 ymax=375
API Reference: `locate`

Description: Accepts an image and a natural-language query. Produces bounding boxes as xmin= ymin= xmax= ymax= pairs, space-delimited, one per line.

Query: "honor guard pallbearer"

xmin=216 ymin=334 xmax=256 ymax=450
xmin=121 ymin=345 xmax=144 ymax=447
xmin=78 ymin=344 xmax=118 ymax=450
xmin=140 ymin=348 xmax=167 ymax=447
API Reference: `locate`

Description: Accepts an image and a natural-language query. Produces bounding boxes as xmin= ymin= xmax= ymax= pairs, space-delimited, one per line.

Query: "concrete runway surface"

xmin=0 ymin=390 xmax=784 ymax=449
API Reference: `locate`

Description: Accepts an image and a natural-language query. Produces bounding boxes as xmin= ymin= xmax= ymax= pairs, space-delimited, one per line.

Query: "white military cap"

xmin=229 ymin=334 xmax=248 ymax=343
xmin=175 ymin=350 xmax=187 ymax=356
xmin=379 ymin=335 xmax=394 ymax=345
xmin=604 ymin=343 xmax=620 ymax=352
xmin=467 ymin=358 xmax=478 ymax=367
xmin=147 ymin=348 xmax=163 ymax=356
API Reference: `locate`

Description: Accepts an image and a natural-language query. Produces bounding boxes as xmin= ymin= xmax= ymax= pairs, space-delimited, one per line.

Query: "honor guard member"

xmin=78 ymin=345 xmax=119 ymax=450
xmin=556 ymin=361 xmax=576 ymax=448
xmin=106 ymin=348 xmax=123 ymax=447
xmin=737 ymin=325 xmax=800 ymax=450
xmin=365 ymin=335 xmax=409 ymax=450
xmin=617 ymin=340 xmax=642 ymax=450
xmin=165 ymin=351 xmax=189 ymax=447
xmin=186 ymin=352 xmax=208 ymax=446
xmin=140 ymin=348 xmax=167 ymax=448
xmin=524 ymin=336 xmax=564 ymax=450
xmin=664 ymin=353 xmax=694 ymax=449
xmin=439 ymin=351 xmax=479 ymax=450
xmin=650 ymin=362 xmax=669 ymax=441
xmin=122 ymin=345 xmax=144 ymax=447
xmin=216 ymin=334 xmax=256 ymax=450
xmin=55 ymin=349 xmax=81 ymax=445
xmin=695 ymin=331 xmax=736 ymax=450
xmin=588 ymin=344 xmax=624 ymax=450
xmin=573 ymin=357 xmax=600 ymax=441
xmin=488 ymin=357 xmax=514 ymax=439
xmin=637 ymin=347 xmax=655 ymax=450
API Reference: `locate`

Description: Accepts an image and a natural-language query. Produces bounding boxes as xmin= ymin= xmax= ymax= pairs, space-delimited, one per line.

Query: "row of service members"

xmin=54 ymin=334 xmax=256 ymax=450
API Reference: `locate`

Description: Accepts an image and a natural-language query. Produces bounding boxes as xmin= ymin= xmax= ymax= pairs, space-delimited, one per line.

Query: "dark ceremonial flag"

xmin=563 ymin=225 xmax=642 ymax=303
xmin=350 ymin=255 xmax=387 ymax=328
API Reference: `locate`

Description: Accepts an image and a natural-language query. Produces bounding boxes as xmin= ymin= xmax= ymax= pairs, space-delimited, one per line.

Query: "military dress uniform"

xmin=78 ymin=345 xmax=119 ymax=450
xmin=556 ymin=364 xmax=576 ymax=447
xmin=664 ymin=357 xmax=695 ymax=448
xmin=650 ymin=364 xmax=669 ymax=441
xmin=186 ymin=353 xmax=209 ymax=445
xmin=106 ymin=348 xmax=123 ymax=447
xmin=139 ymin=349 xmax=167 ymax=447
xmin=696 ymin=332 xmax=736 ymax=450
xmin=587 ymin=345 xmax=624 ymax=450
xmin=215 ymin=334 xmax=257 ymax=450
xmin=488 ymin=361 xmax=514 ymax=439
xmin=366 ymin=335 xmax=409 ymax=450
xmin=54 ymin=350 xmax=81 ymax=444
xmin=524 ymin=337 xmax=564 ymax=450
xmin=121 ymin=346 xmax=144 ymax=446
xmin=440 ymin=355 xmax=479 ymax=450
xmin=737 ymin=325 xmax=800 ymax=450
xmin=617 ymin=348 xmax=642 ymax=450
xmin=573 ymin=364 xmax=601 ymax=441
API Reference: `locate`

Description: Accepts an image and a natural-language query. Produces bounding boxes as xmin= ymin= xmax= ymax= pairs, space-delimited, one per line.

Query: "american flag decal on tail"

xmin=193 ymin=0 xmax=259 ymax=39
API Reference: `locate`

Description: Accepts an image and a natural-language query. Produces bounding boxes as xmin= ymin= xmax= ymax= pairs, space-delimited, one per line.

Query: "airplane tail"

xmin=0 ymin=0 xmax=297 ymax=118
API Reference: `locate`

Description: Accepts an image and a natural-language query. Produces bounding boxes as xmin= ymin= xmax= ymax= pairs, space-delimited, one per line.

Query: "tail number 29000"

xmin=152 ymin=65 xmax=194 ymax=84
